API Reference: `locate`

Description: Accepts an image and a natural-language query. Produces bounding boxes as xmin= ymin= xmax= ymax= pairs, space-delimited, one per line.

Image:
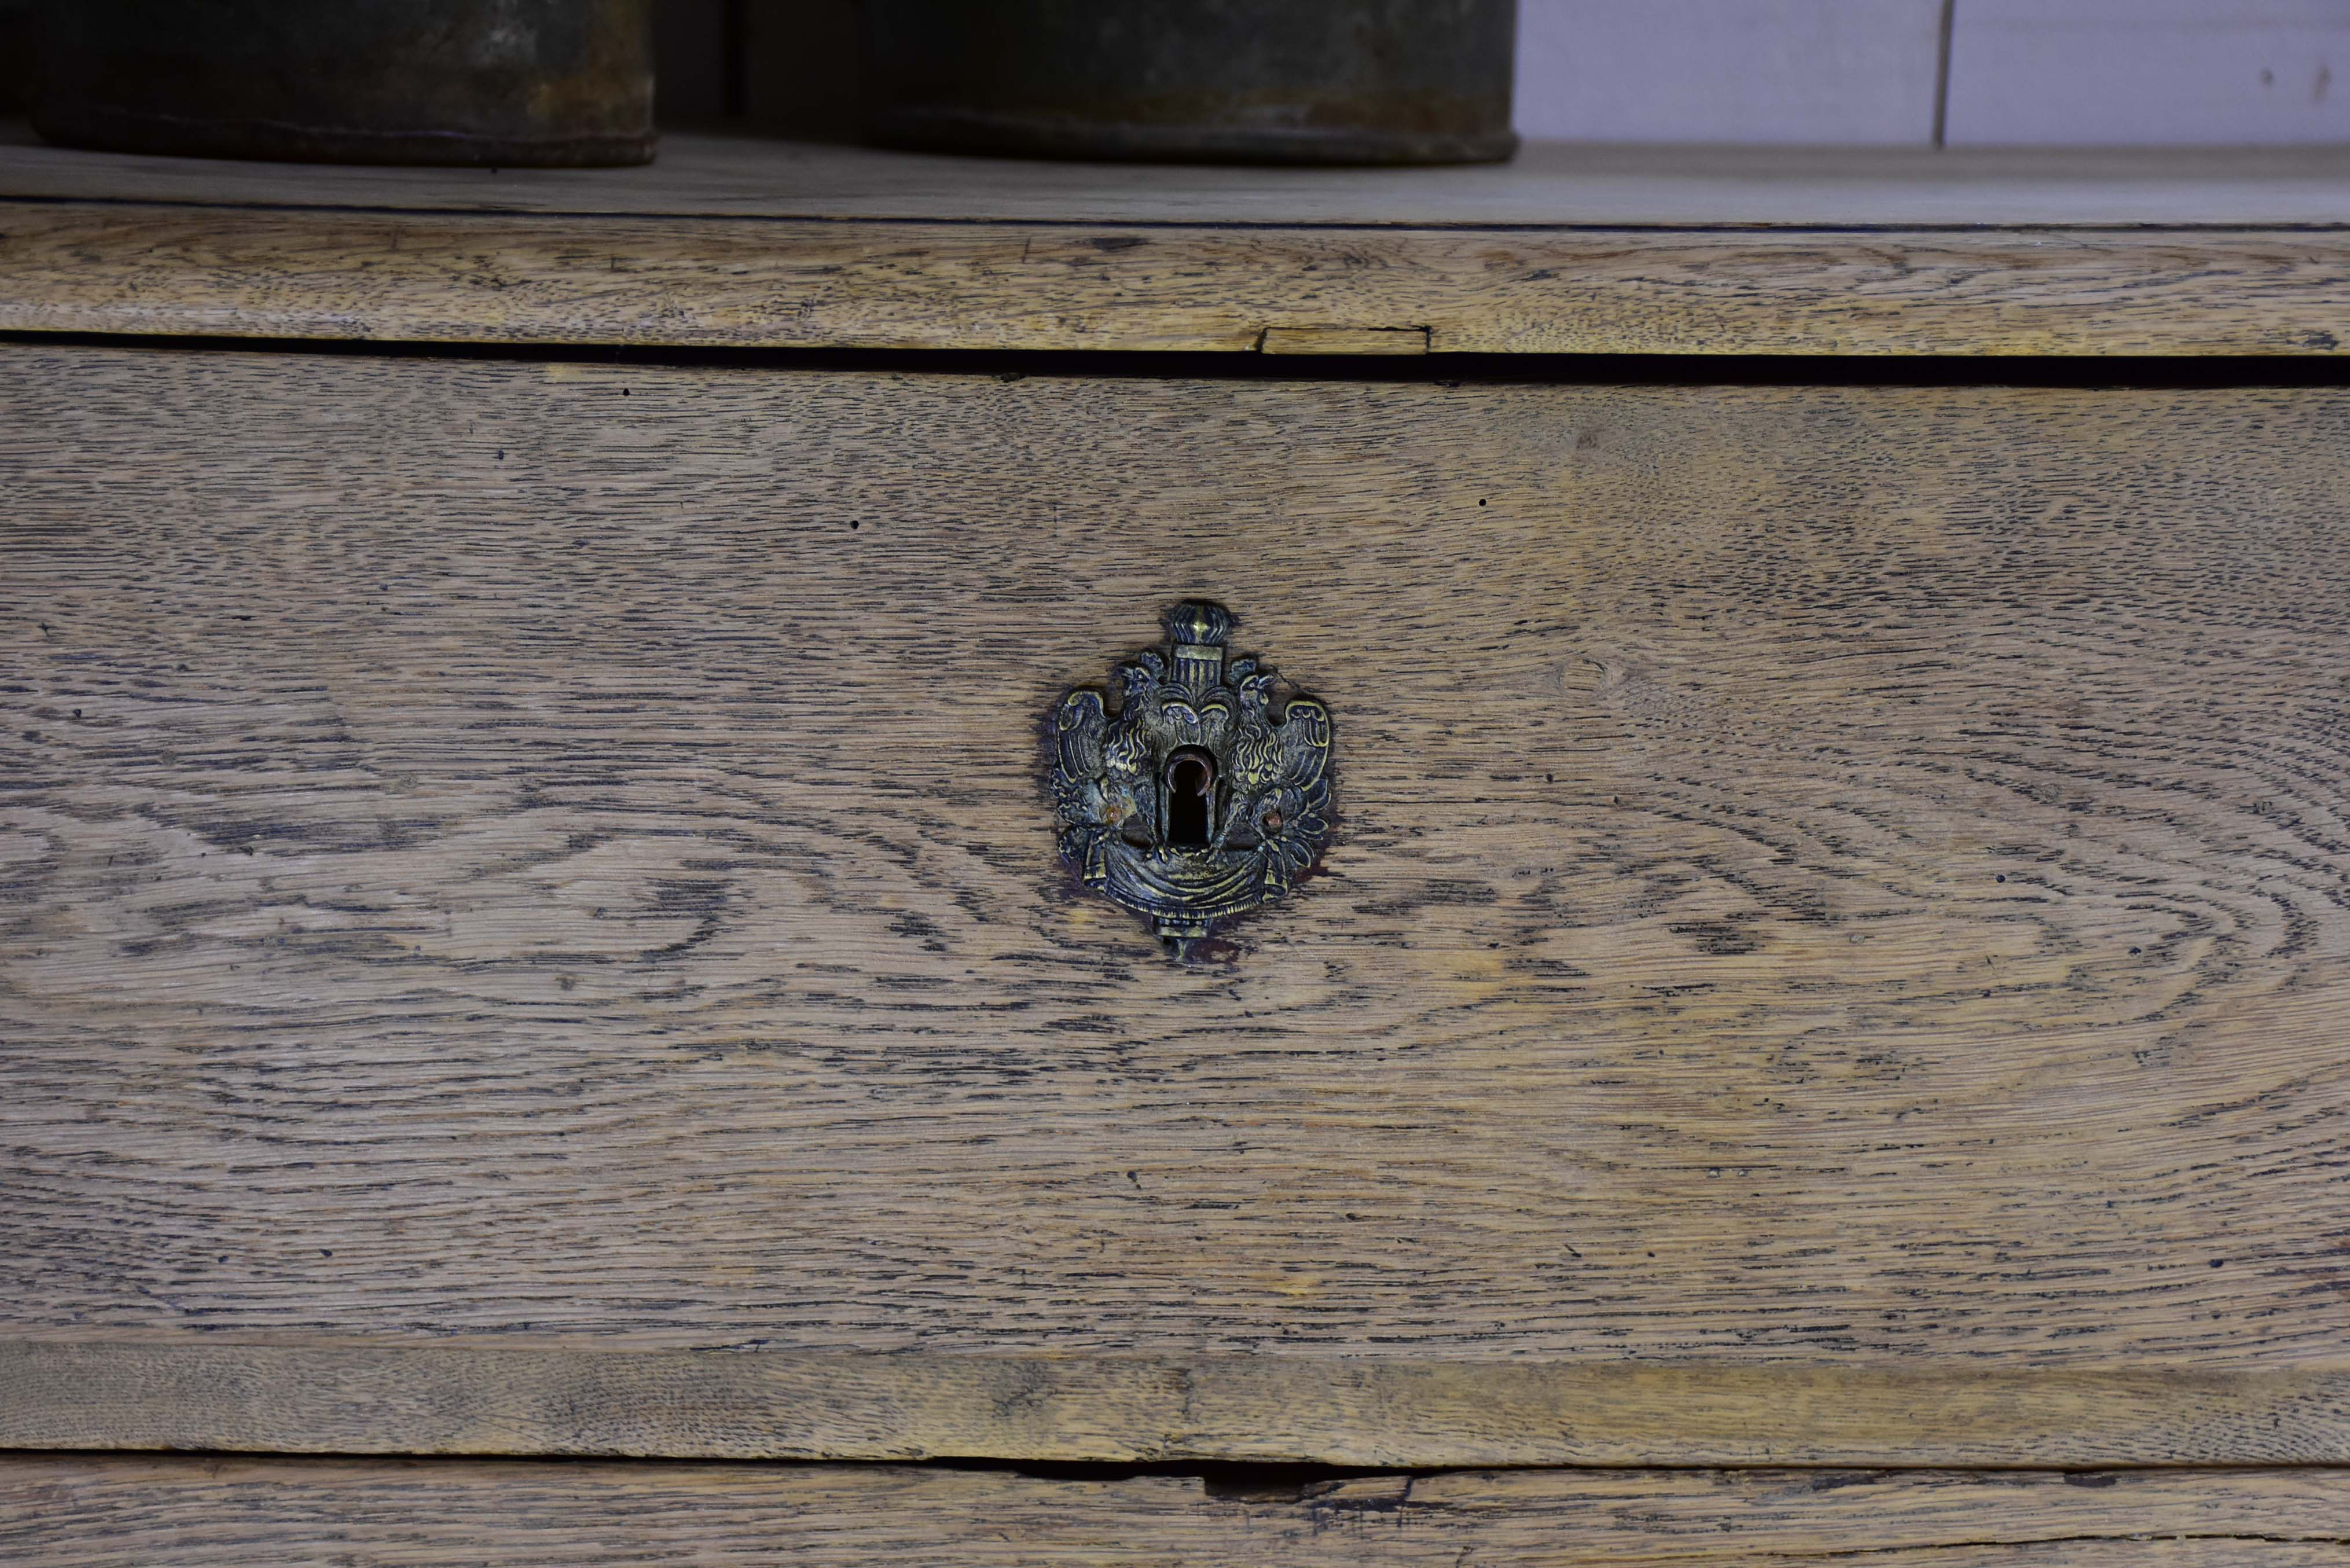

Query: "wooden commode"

xmin=5 ymin=126 xmax=2350 ymax=1562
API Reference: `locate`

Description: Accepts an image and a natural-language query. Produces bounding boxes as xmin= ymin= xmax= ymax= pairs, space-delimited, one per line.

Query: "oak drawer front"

xmin=13 ymin=1455 xmax=2350 ymax=1567
xmin=6 ymin=343 xmax=2349 ymax=1463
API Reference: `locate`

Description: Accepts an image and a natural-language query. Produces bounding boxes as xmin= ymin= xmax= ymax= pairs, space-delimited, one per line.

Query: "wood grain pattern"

xmin=5 ymin=201 xmax=2349 ymax=355
xmin=11 ymin=1343 xmax=2350 ymax=1464
xmin=9 ymin=1455 xmax=2350 ymax=1566
xmin=8 ymin=123 xmax=2350 ymax=227
xmin=9 ymin=345 xmax=2350 ymax=1460
xmin=1259 ymin=326 xmax=1432 ymax=356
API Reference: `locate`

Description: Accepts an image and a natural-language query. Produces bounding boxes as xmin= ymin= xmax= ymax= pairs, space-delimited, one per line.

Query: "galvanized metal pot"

xmin=860 ymin=0 xmax=1518 ymax=165
xmin=33 ymin=0 xmax=655 ymax=167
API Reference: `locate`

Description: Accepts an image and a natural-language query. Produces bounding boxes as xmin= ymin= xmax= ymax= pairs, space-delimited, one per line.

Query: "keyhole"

xmin=1167 ymin=752 xmax=1214 ymax=848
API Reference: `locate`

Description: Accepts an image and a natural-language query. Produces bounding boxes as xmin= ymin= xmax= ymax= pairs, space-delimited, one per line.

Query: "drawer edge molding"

xmin=3 ymin=203 xmax=2350 ymax=357
xmin=5 ymin=1342 xmax=2349 ymax=1466
xmin=12 ymin=1455 xmax=2350 ymax=1566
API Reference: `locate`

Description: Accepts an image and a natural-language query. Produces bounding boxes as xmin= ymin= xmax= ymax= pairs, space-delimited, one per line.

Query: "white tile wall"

xmin=1512 ymin=0 xmax=1946 ymax=145
xmin=1944 ymin=0 xmax=2350 ymax=146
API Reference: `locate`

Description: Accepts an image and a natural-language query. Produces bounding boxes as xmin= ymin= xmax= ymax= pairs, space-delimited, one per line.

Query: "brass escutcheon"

xmin=1049 ymin=601 xmax=1333 ymax=957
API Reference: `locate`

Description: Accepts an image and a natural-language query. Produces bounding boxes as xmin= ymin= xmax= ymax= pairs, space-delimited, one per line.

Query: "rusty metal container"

xmin=860 ymin=0 xmax=1518 ymax=166
xmin=32 ymin=0 xmax=655 ymax=167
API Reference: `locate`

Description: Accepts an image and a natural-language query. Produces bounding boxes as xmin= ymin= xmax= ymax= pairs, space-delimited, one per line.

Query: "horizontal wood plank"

xmin=9 ymin=1343 xmax=2350 ymax=1465
xmin=9 ymin=1453 xmax=2350 ymax=1565
xmin=1258 ymin=326 xmax=1433 ymax=357
xmin=9 ymin=347 xmax=2350 ymax=1460
xmin=8 ymin=123 xmax=2350 ymax=227
xmin=4 ymin=203 xmax=2349 ymax=355
xmin=6 ymin=127 xmax=2350 ymax=356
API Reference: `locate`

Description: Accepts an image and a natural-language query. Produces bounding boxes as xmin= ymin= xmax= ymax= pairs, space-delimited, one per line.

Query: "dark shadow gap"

xmin=931 ymin=1457 xmax=1418 ymax=1500
xmin=3 ymin=1448 xmax=2339 ymax=1482
xmin=8 ymin=330 xmax=2350 ymax=389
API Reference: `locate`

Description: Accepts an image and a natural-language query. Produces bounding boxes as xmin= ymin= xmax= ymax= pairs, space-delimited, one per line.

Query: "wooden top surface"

xmin=4 ymin=120 xmax=2348 ymax=229
xmin=5 ymin=123 xmax=2349 ymax=357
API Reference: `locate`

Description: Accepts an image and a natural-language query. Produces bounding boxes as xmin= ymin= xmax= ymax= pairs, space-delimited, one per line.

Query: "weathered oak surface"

xmin=8 ymin=345 xmax=2350 ymax=1459
xmin=5 ymin=129 xmax=2350 ymax=357
xmin=7 ymin=123 xmax=2349 ymax=226
xmin=9 ymin=1455 xmax=2350 ymax=1566
xmin=10 ymin=1343 xmax=2350 ymax=1466
xmin=6 ymin=202 xmax=2347 ymax=356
